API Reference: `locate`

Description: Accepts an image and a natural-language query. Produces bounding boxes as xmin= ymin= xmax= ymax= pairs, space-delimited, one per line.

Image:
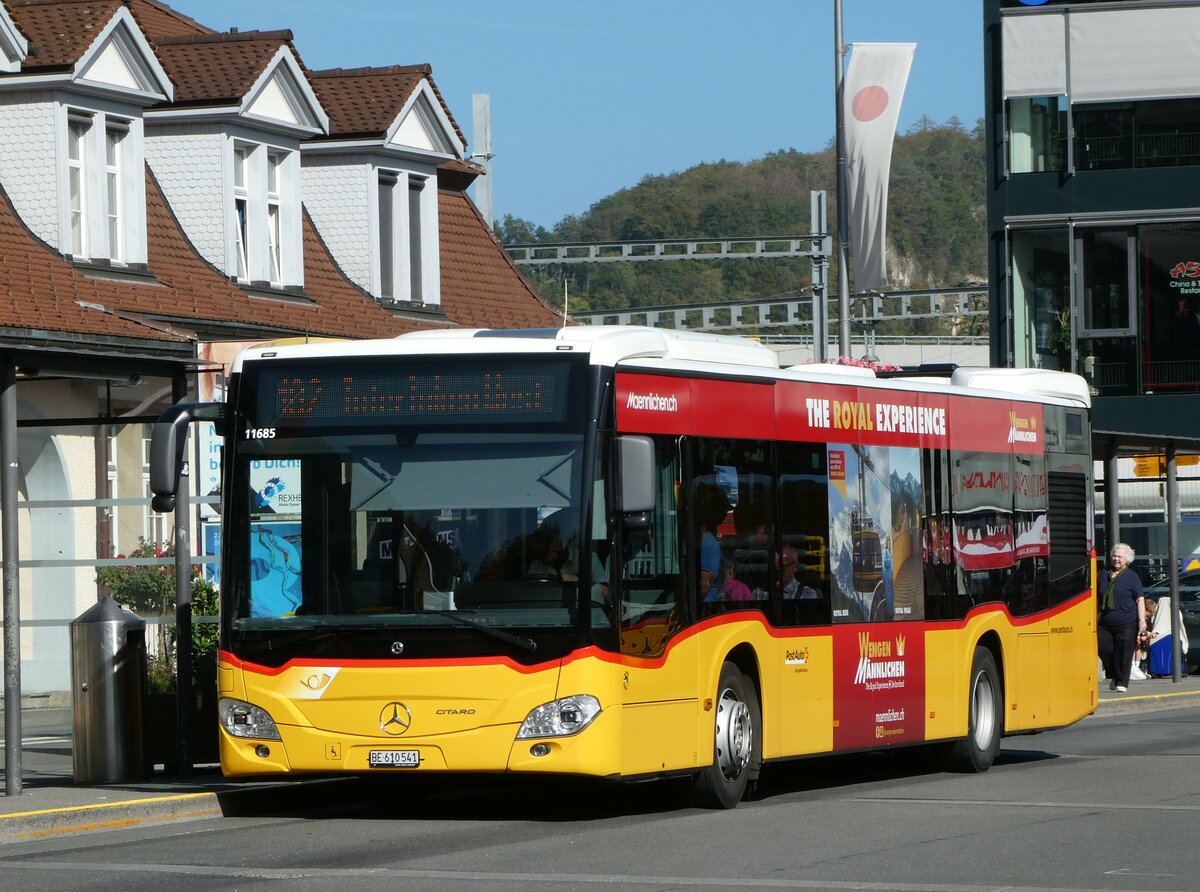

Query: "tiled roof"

xmin=438 ymin=191 xmax=562 ymax=330
xmin=0 ymin=174 xmax=189 ymax=348
xmin=151 ymin=29 xmax=293 ymax=107
xmin=125 ymin=0 xmax=211 ymax=39
xmin=5 ymin=0 xmax=123 ymax=71
xmin=308 ymin=65 xmax=465 ymax=146
xmin=0 ymin=0 xmax=561 ymax=343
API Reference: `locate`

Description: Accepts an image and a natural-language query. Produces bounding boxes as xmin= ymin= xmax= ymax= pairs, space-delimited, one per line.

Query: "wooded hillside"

xmin=496 ymin=118 xmax=986 ymax=326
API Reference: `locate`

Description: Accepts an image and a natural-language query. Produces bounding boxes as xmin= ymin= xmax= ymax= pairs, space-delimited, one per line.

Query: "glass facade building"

xmin=987 ymin=0 xmax=1200 ymax=438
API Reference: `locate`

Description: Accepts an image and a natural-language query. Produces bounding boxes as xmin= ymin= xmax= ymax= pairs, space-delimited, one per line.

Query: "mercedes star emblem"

xmin=379 ymin=701 xmax=412 ymax=736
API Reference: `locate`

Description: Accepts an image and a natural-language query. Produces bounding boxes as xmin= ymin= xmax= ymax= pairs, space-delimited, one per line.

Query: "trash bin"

xmin=70 ymin=597 xmax=147 ymax=783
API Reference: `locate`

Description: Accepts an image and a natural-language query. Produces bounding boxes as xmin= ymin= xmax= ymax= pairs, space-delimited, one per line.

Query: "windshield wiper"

xmin=427 ymin=611 xmax=538 ymax=653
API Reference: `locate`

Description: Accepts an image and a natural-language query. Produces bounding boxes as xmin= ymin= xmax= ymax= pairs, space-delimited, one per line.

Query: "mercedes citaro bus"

xmin=150 ymin=326 xmax=1096 ymax=808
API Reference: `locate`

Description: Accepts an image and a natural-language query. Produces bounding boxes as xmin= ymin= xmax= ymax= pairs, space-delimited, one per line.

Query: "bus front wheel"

xmin=692 ymin=661 xmax=760 ymax=809
xmin=947 ymin=646 xmax=1002 ymax=772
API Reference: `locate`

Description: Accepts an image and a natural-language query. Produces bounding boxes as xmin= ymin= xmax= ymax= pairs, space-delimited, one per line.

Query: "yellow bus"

xmin=151 ymin=327 xmax=1096 ymax=808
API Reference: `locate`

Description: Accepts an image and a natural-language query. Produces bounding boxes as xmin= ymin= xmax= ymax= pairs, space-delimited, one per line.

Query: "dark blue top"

xmin=1098 ymin=568 xmax=1144 ymax=630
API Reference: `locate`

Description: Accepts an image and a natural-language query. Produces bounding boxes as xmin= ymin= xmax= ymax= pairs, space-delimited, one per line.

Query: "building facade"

xmin=985 ymin=0 xmax=1200 ymax=566
xmin=0 ymin=0 xmax=559 ymax=694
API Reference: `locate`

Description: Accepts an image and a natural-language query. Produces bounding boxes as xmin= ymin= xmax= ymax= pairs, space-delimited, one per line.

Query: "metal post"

xmin=472 ymin=93 xmax=494 ymax=230
xmin=1103 ymin=447 xmax=1119 ymax=556
xmin=810 ymin=191 xmax=829 ymax=362
xmin=834 ymin=0 xmax=851 ymax=358
xmin=2 ymin=360 xmax=21 ymax=795
xmin=1166 ymin=443 xmax=1181 ymax=683
xmin=172 ymin=372 xmax=193 ymax=777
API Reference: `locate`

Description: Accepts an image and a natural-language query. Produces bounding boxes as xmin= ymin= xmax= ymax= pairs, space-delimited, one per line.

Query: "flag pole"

xmin=834 ymin=0 xmax=851 ymax=358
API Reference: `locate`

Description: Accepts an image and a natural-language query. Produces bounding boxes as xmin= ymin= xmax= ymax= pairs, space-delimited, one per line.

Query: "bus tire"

xmin=947 ymin=646 xmax=1002 ymax=772
xmin=692 ymin=661 xmax=760 ymax=809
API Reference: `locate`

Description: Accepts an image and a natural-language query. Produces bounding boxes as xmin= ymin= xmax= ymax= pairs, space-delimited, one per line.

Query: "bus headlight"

xmin=516 ymin=694 xmax=601 ymax=739
xmin=219 ymin=697 xmax=282 ymax=740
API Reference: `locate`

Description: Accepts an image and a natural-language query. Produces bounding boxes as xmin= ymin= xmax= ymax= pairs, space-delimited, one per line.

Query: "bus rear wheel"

xmin=692 ymin=661 xmax=760 ymax=809
xmin=946 ymin=645 xmax=1002 ymax=772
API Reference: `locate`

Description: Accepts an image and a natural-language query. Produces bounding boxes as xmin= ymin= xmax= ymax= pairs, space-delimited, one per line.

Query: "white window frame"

xmin=377 ymin=170 xmax=398 ymax=299
xmin=371 ymin=165 xmax=438 ymax=304
xmin=267 ymin=150 xmax=284 ymax=286
xmin=230 ymin=139 xmax=299 ymax=287
xmin=67 ymin=114 xmax=90 ymax=258
xmin=61 ymin=106 xmax=144 ymax=265
xmin=408 ymin=175 xmax=425 ymax=303
xmin=105 ymin=122 xmax=127 ymax=263
xmin=233 ymin=143 xmax=250 ymax=280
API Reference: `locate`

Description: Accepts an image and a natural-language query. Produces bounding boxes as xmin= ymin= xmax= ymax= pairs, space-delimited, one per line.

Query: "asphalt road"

xmin=1 ymin=705 xmax=1198 ymax=892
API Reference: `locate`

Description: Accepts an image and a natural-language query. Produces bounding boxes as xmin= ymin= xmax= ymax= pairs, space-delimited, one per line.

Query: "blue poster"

xmin=249 ymin=522 xmax=303 ymax=617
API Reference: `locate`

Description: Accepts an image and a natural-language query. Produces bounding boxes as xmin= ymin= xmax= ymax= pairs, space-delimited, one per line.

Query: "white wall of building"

xmin=145 ymin=123 xmax=227 ymax=270
xmin=0 ymin=91 xmax=60 ymax=248
xmin=302 ymin=154 xmax=373 ymax=291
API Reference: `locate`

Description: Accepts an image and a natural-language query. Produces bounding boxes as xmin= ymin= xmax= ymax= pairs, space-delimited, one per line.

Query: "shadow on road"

xmin=212 ymin=745 xmax=1062 ymax=824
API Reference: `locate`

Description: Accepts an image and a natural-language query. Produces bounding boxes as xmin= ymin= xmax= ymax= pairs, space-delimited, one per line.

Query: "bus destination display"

xmin=250 ymin=360 xmax=570 ymax=428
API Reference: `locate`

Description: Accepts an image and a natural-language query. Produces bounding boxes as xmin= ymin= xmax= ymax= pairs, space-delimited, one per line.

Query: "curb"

xmin=0 ymin=792 xmax=221 ymax=845
xmin=0 ymin=777 xmax=352 ymax=845
xmin=1094 ymin=690 xmax=1200 ymax=717
xmin=0 ymin=691 xmax=72 ymax=714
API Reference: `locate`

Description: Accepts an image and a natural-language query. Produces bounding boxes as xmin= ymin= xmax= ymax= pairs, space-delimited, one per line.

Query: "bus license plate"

xmin=368 ymin=749 xmax=420 ymax=768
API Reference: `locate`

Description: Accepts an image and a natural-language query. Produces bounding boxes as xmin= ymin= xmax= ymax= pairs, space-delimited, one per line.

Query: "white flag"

xmin=843 ymin=42 xmax=915 ymax=292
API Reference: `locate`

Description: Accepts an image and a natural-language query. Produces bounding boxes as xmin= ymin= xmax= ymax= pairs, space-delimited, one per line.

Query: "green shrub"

xmin=97 ymin=538 xmax=219 ymax=692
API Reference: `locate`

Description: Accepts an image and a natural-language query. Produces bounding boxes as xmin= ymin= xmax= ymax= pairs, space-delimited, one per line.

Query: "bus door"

xmin=617 ymin=434 xmax=696 ymax=774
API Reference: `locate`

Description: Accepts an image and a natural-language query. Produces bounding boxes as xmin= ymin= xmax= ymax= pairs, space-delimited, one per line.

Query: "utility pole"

xmin=472 ymin=94 xmax=494 ymax=230
xmin=834 ymin=0 xmax=851 ymax=358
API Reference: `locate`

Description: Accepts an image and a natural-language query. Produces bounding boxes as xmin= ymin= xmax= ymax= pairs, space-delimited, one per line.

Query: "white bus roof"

xmin=231 ymin=326 xmax=1091 ymax=409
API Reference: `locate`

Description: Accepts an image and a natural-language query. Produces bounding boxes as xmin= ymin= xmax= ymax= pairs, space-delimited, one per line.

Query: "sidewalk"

xmin=0 ymin=673 xmax=1197 ymax=844
xmin=1093 ymin=669 xmax=1200 ymax=715
xmin=0 ymin=703 xmax=339 ymax=845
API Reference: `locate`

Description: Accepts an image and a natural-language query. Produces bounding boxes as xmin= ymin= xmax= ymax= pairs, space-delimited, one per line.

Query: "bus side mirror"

xmin=150 ymin=402 xmax=225 ymax=513
xmin=617 ymin=435 xmax=655 ymax=529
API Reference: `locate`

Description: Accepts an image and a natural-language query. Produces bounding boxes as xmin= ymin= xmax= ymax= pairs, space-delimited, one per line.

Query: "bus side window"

xmin=777 ymin=442 xmax=831 ymax=627
xmin=922 ymin=448 xmax=958 ymax=620
xmin=619 ymin=435 xmax=683 ymax=658
xmin=689 ymin=438 xmax=772 ymax=617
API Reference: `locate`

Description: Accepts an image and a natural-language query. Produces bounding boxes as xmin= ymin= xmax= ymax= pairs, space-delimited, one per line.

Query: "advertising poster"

xmin=832 ymin=623 xmax=925 ymax=750
xmin=202 ymin=522 xmax=220 ymax=586
xmin=952 ymin=453 xmax=1014 ymax=572
xmin=1142 ymin=224 xmax=1200 ymax=390
xmin=827 ymin=444 xmax=893 ymax=623
xmin=249 ymin=521 xmax=302 ymax=617
xmin=889 ymin=448 xmax=924 ymax=620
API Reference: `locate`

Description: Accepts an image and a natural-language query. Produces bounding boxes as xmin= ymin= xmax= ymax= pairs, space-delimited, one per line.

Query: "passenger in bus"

xmin=697 ymin=484 xmax=732 ymax=602
xmin=562 ymin=548 xmax=610 ymax=602
xmin=724 ymin=556 xmax=754 ymax=602
xmin=1098 ymin=542 xmax=1146 ymax=693
xmin=781 ymin=545 xmax=821 ymax=600
xmin=525 ymin=527 xmax=566 ymax=578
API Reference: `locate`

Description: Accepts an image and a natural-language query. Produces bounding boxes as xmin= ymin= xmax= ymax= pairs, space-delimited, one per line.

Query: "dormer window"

xmin=60 ymin=107 xmax=144 ymax=266
xmin=229 ymin=139 xmax=299 ymax=288
xmin=373 ymin=167 xmax=434 ymax=303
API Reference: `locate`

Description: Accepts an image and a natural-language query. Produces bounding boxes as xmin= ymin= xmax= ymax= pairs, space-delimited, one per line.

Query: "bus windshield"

xmin=225 ymin=356 xmax=596 ymax=642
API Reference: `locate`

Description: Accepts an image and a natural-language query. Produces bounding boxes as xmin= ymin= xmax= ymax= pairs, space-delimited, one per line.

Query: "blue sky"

xmin=170 ymin=1 xmax=984 ymax=229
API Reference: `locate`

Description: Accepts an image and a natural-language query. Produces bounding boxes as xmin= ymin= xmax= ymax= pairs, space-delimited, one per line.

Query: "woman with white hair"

xmin=1098 ymin=542 xmax=1146 ymax=692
